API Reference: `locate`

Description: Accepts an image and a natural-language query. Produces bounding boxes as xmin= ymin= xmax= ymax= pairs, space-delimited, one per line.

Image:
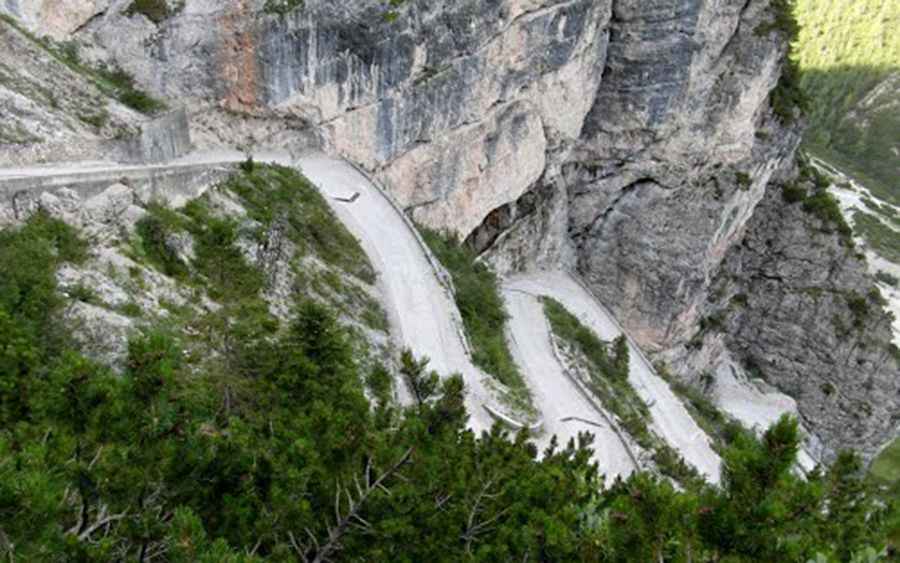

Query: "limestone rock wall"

xmin=691 ymin=176 xmax=900 ymax=461
xmin=1 ymin=0 xmax=110 ymax=38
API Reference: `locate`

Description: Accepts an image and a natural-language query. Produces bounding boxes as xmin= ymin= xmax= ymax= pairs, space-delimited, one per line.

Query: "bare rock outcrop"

xmin=700 ymin=176 xmax=899 ymax=461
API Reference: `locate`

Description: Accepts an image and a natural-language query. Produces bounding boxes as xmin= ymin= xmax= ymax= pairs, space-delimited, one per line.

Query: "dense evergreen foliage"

xmin=794 ymin=0 xmax=899 ymax=204
xmin=0 ymin=212 xmax=892 ymax=560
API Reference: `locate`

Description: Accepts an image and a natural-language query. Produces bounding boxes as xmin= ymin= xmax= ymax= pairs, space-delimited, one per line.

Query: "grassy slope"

xmin=418 ymin=228 xmax=535 ymax=417
xmin=871 ymin=438 xmax=900 ymax=544
xmin=794 ymin=0 xmax=900 ymax=204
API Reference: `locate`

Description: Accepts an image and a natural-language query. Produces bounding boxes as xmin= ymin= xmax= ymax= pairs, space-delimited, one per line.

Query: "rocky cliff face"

xmin=3 ymin=0 xmax=897 ymax=460
xmin=679 ymin=168 xmax=900 ymax=461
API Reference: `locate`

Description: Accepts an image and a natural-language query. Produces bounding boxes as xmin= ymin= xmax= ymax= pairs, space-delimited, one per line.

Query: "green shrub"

xmin=95 ymin=65 xmax=166 ymax=114
xmin=67 ymin=284 xmax=99 ymax=304
xmin=78 ymin=109 xmax=109 ymax=129
xmin=186 ymin=209 xmax=264 ymax=302
xmin=118 ymin=88 xmax=166 ymax=114
xmin=782 ymin=182 xmax=807 ymax=203
xmin=771 ymin=59 xmax=809 ymax=125
xmin=420 ymin=228 xmax=526 ymax=392
xmin=804 ymin=192 xmax=853 ymax=237
xmin=263 ymin=0 xmax=304 ymax=16
xmin=135 ymin=204 xmax=189 ymax=279
xmin=789 ymin=187 xmax=853 ymax=241
xmin=875 ymin=271 xmax=899 ymax=287
xmin=124 ymin=0 xmax=171 ymax=24
xmin=119 ymin=302 xmax=144 ymax=318
xmin=845 ymin=291 xmax=870 ymax=328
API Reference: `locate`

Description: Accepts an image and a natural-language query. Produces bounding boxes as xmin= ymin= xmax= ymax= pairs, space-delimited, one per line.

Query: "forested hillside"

xmin=794 ymin=0 xmax=899 ymax=204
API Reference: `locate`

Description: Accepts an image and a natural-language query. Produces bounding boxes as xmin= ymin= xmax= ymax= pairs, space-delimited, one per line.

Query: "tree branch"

xmin=294 ymin=448 xmax=413 ymax=563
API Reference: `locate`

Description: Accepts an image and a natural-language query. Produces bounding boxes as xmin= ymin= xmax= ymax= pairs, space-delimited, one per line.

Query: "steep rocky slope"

xmin=1 ymin=0 xmax=897 ymax=462
xmin=675 ymin=162 xmax=900 ymax=461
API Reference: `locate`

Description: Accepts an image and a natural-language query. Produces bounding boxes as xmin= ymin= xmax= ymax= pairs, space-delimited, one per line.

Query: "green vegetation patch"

xmin=853 ymin=211 xmax=900 ymax=264
xmin=794 ymin=0 xmax=900 ymax=204
xmin=802 ymin=189 xmax=853 ymax=239
xmin=781 ymin=159 xmax=854 ymax=244
xmin=134 ymin=202 xmax=190 ymax=279
xmin=263 ymin=0 xmax=304 ymax=16
xmin=542 ymin=297 xmax=701 ymax=485
xmin=420 ymin=227 xmax=534 ymax=415
xmin=227 ymin=161 xmax=375 ymax=284
xmin=124 ymin=0 xmax=173 ymax=24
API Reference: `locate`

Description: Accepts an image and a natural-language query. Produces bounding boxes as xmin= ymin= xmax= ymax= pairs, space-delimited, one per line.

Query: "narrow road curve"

xmin=0 ymin=150 xmax=508 ymax=434
xmin=1 ymin=151 xmax=721 ymax=480
xmin=505 ymin=271 xmax=722 ymax=483
xmin=503 ymin=288 xmax=638 ymax=481
xmin=295 ymin=154 xmax=498 ymax=434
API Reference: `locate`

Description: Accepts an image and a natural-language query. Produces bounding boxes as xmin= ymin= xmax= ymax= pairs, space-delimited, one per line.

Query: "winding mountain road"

xmin=505 ymin=271 xmax=722 ymax=483
xmin=296 ymin=154 xmax=499 ymax=434
xmin=503 ymin=288 xmax=638 ymax=480
xmin=1 ymin=150 xmax=722 ymax=481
